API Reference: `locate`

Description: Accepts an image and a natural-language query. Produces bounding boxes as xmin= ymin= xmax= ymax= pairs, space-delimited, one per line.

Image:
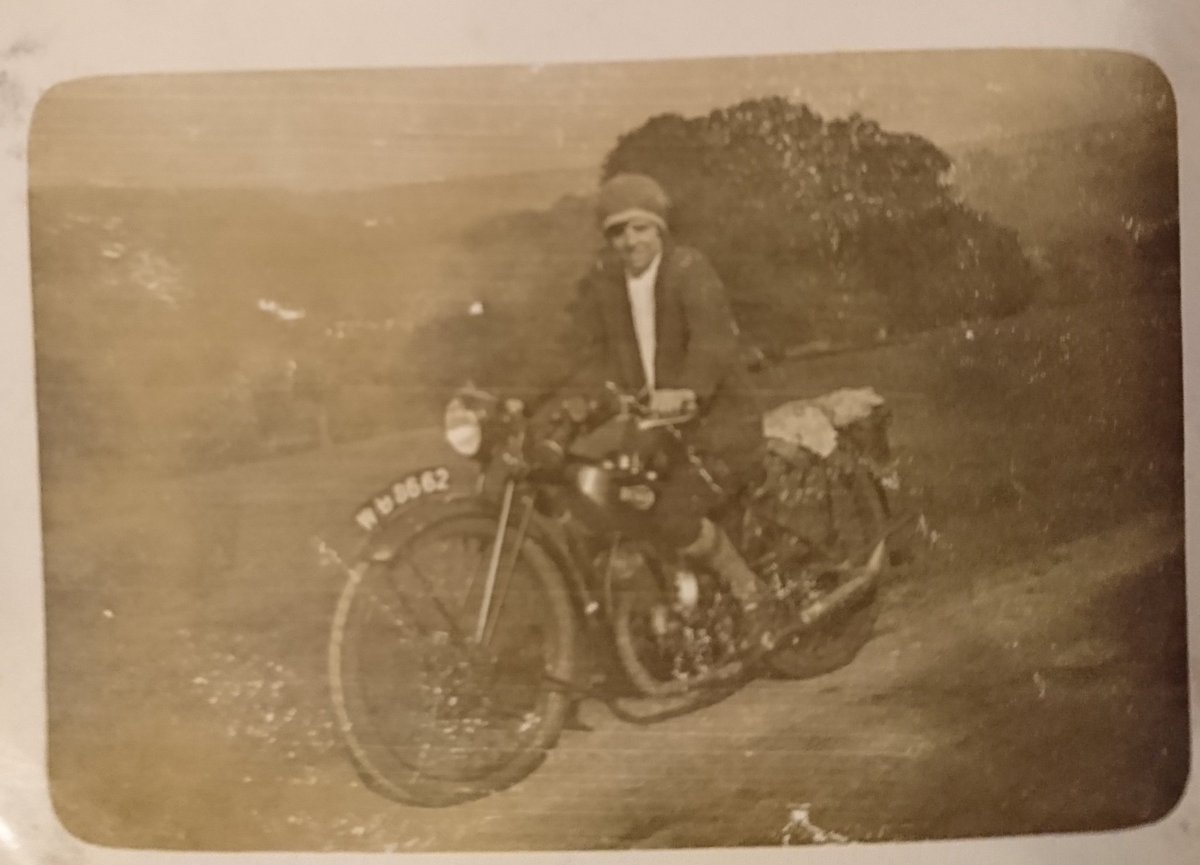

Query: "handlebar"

xmin=634 ymin=408 xmax=697 ymax=430
xmin=600 ymin=382 xmax=698 ymax=427
xmin=526 ymin=386 xmax=696 ymax=471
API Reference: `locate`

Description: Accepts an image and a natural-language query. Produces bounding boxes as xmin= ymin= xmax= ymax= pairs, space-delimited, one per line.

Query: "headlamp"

xmin=444 ymin=396 xmax=483 ymax=457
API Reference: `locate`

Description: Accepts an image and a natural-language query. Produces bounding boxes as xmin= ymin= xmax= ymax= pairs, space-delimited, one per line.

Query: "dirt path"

xmin=44 ymin=454 xmax=1187 ymax=852
xmin=300 ymin=509 xmax=1187 ymax=852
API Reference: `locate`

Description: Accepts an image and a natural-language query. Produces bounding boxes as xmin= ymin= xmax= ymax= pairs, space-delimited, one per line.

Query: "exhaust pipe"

xmin=766 ymin=539 xmax=886 ymax=649
xmin=628 ymin=542 xmax=886 ymax=692
xmin=612 ymin=542 xmax=888 ymax=697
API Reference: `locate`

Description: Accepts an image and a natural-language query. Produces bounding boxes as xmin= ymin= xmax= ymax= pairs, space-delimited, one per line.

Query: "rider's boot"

xmin=680 ymin=519 xmax=778 ymax=652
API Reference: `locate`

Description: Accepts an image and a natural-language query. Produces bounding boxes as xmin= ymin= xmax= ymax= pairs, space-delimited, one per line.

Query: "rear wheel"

xmin=610 ymin=555 xmax=746 ymax=711
xmin=329 ymin=513 xmax=576 ymax=806
xmin=765 ymin=467 xmax=886 ymax=679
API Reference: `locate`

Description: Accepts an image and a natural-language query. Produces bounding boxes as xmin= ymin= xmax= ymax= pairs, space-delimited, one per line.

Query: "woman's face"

xmin=607 ymin=217 xmax=663 ymax=276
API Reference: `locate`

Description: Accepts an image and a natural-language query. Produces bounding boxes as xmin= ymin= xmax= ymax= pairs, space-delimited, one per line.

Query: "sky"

xmin=27 ymin=49 xmax=1173 ymax=190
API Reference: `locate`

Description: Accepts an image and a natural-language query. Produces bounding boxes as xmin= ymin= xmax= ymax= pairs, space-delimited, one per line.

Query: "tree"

xmin=602 ymin=97 xmax=1038 ymax=345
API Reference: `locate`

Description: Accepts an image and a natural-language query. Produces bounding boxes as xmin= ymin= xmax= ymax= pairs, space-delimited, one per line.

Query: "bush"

xmin=601 ymin=97 xmax=1038 ymax=345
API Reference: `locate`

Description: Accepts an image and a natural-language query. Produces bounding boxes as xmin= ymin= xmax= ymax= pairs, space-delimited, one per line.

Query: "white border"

xmin=0 ymin=1 xmax=1195 ymax=863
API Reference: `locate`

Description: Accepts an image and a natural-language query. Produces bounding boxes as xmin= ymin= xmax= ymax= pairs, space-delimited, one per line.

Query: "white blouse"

xmin=625 ymin=253 xmax=662 ymax=391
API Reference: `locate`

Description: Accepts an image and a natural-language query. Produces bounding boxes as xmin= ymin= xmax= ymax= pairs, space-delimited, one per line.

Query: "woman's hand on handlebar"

xmin=595 ymin=382 xmax=697 ymax=423
xmin=649 ymin=388 xmax=697 ymax=417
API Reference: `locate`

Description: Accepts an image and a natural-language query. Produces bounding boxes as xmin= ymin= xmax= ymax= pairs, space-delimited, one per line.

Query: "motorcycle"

xmin=328 ymin=383 xmax=907 ymax=807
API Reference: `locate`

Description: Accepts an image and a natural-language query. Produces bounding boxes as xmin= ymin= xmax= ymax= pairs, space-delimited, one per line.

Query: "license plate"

xmin=353 ymin=465 xmax=451 ymax=532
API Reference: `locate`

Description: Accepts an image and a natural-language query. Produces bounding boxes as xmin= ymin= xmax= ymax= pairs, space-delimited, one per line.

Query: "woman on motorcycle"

xmin=568 ymin=172 xmax=775 ymax=646
xmin=328 ymin=174 xmax=895 ymax=807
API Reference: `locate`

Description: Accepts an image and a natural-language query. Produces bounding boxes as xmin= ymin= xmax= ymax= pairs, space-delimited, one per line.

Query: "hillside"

xmin=41 ymin=290 xmax=1186 ymax=848
xmin=28 ymin=108 xmax=1179 ymax=478
xmin=29 ymin=167 xmax=598 ymax=472
xmin=948 ymin=112 xmax=1177 ymax=238
xmin=30 ymin=166 xmax=595 ymax=321
xmin=946 ymin=110 xmax=1178 ymax=301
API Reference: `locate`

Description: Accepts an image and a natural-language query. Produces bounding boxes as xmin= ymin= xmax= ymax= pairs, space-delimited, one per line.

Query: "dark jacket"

xmin=569 ymin=240 xmax=761 ymax=462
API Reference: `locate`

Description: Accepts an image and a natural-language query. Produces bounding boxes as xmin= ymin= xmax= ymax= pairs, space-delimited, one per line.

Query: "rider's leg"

xmin=678 ymin=518 xmax=776 ymax=651
xmin=650 ymin=452 xmax=763 ymax=604
xmin=677 ymin=517 xmax=760 ymax=603
xmin=651 ymin=458 xmax=776 ymax=649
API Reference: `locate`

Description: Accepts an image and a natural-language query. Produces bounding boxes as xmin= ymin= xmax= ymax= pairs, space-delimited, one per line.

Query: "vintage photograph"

xmin=29 ymin=49 xmax=1186 ymax=850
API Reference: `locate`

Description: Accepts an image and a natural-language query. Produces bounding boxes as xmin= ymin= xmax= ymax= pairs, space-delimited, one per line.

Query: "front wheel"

xmin=329 ymin=513 xmax=577 ymax=806
xmin=765 ymin=467 xmax=886 ymax=679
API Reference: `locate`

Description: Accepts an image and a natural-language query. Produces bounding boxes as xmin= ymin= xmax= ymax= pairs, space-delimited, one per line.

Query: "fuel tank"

xmin=560 ymin=413 xmax=686 ymax=535
xmin=564 ymin=461 xmax=660 ymax=535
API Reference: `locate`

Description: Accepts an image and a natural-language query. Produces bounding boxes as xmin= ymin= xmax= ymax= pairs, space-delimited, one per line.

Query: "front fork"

xmin=474 ymin=479 xmax=540 ymax=649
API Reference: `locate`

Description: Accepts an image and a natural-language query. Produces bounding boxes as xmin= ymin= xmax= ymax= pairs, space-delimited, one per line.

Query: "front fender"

xmin=357 ymin=492 xmax=490 ymax=563
xmin=354 ymin=492 xmax=601 ymax=627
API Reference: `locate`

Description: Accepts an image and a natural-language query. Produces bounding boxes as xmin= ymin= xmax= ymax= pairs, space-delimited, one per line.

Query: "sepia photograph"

xmin=25 ymin=47 xmax=1188 ymax=852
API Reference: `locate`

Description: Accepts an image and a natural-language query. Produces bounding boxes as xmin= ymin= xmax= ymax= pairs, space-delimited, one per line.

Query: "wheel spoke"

xmin=401 ymin=541 xmax=473 ymax=643
xmin=359 ymin=567 xmax=429 ymax=639
xmin=453 ymin=536 xmax=488 ymax=618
